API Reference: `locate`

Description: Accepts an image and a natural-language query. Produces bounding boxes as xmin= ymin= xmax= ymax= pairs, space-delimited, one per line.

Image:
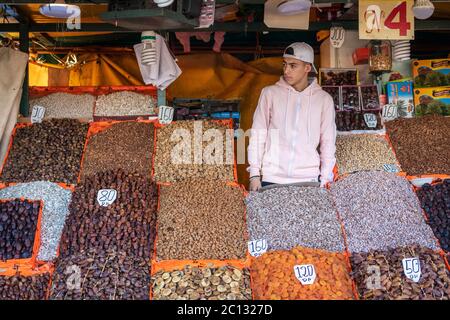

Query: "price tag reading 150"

xmin=158 ymin=105 xmax=174 ymax=125
xmin=31 ymin=105 xmax=46 ymax=124
xmin=97 ymin=189 xmax=117 ymax=207
xmin=248 ymin=239 xmax=268 ymax=257
xmin=402 ymin=257 xmax=421 ymax=283
xmin=294 ymin=264 xmax=317 ymax=285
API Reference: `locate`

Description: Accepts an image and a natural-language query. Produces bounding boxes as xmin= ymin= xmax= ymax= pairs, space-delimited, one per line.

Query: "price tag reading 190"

xmin=158 ymin=105 xmax=174 ymax=125
xmin=402 ymin=257 xmax=421 ymax=283
xmin=31 ymin=105 xmax=46 ymax=124
xmin=97 ymin=189 xmax=117 ymax=207
xmin=294 ymin=264 xmax=316 ymax=285
xmin=248 ymin=239 xmax=268 ymax=257
xmin=364 ymin=113 xmax=378 ymax=128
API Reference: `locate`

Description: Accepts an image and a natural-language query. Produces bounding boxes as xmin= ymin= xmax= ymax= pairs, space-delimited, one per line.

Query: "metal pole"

xmin=19 ymin=21 xmax=29 ymax=117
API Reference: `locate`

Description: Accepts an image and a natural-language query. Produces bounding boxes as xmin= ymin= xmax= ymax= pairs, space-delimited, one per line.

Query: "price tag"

xmin=294 ymin=264 xmax=316 ymax=285
xmin=359 ymin=0 xmax=414 ymax=40
xmin=158 ymin=105 xmax=174 ymax=125
xmin=31 ymin=105 xmax=46 ymax=124
xmin=248 ymin=239 xmax=268 ymax=257
xmin=363 ymin=113 xmax=378 ymax=128
xmin=402 ymin=257 xmax=421 ymax=283
xmin=97 ymin=189 xmax=117 ymax=207
xmin=382 ymin=103 xmax=398 ymax=121
xmin=383 ymin=164 xmax=399 ymax=173
xmin=330 ymin=26 xmax=345 ymax=48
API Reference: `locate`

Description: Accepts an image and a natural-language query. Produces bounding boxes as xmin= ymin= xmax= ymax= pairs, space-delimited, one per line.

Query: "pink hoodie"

xmin=247 ymin=76 xmax=336 ymax=184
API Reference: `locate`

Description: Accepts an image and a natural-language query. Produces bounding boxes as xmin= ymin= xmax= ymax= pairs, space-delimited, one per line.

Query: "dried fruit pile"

xmin=94 ymin=91 xmax=156 ymax=116
xmin=251 ymin=246 xmax=354 ymax=300
xmin=0 ymin=273 xmax=51 ymax=300
xmin=0 ymin=119 xmax=88 ymax=184
xmin=351 ymin=245 xmax=450 ymax=300
xmin=152 ymin=265 xmax=252 ymax=300
xmin=153 ymin=120 xmax=235 ymax=183
xmin=50 ymin=250 xmax=150 ymax=300
xmin=416 ymin=180 xmax=450 ymax=253
xmin=331 ymin=171 xmax=437 ymax=253
xmin=81 ymin=122 xmax=154 ymax=178
xmin=385 ymin=115 xmax=450 ymax=175
xmin=59 ymin=169 xmax=157 ymax=259
xmin=246 ymin=186 xmax=344 ymax=252
xmin=335 ymin=134 xmax=400 ymax=174
xmin=156 ymin=179 xmax=247 ymax=260
xmin=0 ymin=199 xmax=40 ymax=261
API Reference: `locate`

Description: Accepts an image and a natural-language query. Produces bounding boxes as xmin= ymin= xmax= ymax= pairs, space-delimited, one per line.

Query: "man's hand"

xmin=249 ymin=176 xmax=262 ymax=192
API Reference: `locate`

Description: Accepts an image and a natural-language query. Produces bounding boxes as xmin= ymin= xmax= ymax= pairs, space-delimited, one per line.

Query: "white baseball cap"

xmin=283 ymin=42 xmax=317 ymax=74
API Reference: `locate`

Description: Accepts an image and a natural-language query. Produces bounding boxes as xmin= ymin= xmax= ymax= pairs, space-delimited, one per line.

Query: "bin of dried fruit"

xmin=0 ymin=272 xmax=51 ymax=300
xmin=29 ymin=92 xmax=95 ymax=120
xmin=322 ymin=86 xmax=341 ymax=111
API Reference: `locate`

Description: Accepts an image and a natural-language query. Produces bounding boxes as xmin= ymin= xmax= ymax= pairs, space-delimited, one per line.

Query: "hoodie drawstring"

xmin=307 ymin=87 xmax=312 ymax=143
xmin=285 ymin=89 xmax=290 ymax=138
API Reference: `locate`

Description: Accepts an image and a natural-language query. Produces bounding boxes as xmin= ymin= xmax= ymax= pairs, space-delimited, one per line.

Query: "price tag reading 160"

xmin=294 ymin=264 xmax=317 ymax=285
xmin=97 ymin=189 xmax=117 ymax=207
xmin=248 ymin=239 xmax=268 ymax=257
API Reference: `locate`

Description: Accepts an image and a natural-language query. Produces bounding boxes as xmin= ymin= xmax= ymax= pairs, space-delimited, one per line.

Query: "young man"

xmin=247 ymin=42 xmax=336 ymax=191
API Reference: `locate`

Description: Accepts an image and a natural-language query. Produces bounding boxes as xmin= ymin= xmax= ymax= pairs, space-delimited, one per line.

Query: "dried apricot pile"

xmin=251 ymin=246 xmax=355 ymax=300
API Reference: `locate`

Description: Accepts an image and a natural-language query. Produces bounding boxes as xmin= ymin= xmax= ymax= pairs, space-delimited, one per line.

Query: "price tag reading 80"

xmin=402 ymin=257 xmax=421 ymax=283
xmin=248 ymin=239 xmax=268 ymax=257
xmin=158 ymin=105 xmax=174 ymax=125
xmin=31 ymin=105 xmax=46 ymax=124
xmin=294 ymin=264 xmax=317 ymax=285
xmin=97 ymin=189 xmax=117 ymax=207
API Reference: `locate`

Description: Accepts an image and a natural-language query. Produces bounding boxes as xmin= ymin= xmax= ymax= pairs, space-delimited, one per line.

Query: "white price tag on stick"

xmin=382 ymin=103 xmax=398 ymax=122
xmin=248 ymin=239 xmax=268 ymax=257
xmin=97 ymin=189 xmax=117 ymax=207
xmin=158 ymin=105 xmax=174 ymax=125
xmin=364 ymin=113 xmax=378 ymax=128
xmin=383 ymin=164 xmax=399 ymax=173
xmin=402 ymin=257 xmax=421 ymax=283
xmin=330 ymin=26 xmax=345 ymax=48
xmin=294 ymin=264 xmax=316 ymax=285
xmin=31 ymin=105 xmax=46 ymax=124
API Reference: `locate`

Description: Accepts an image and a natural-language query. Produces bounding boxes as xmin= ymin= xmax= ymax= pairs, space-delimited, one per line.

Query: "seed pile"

xmin=50 ymin=250 xmax=150 ymax=300
xmin=385 ymin=115 xmax=450 ymax=175
xmin=330 ymin=171 xmax=438 ymax=253
xmin=81 ymin=122 xmax=154 ymax=178
xmin=251 ymin=246 xmax=354 ymax=300
xmin=416 ymin=180 xmax=450 ymax=253
xmin=336 ymin=134 xmax=400 ymax=174
xmin=29 ymin=93 xmax=95 ymax=119
xmin=0 ymin=119 xmax=88 ymax=184
xmin=0 ymin=182 xmax=72 ymax=261
xmin=351 ymin=245 xmax=450 ymax=300
xmin=152 ymin=265 xmax=252 ymax=300
xmin=0 ymin=273 xmax=51 ymax=300
xmin=0 ymin=199 xmax=40 ymax=261
xmin=156 ymin=179 xmax=247 ymax=260
xmin=154 ymin=120 xmax=235 ymax=183
xmin=246 ymin=186 xmax=344 ymax=252
xmin=95 ymin=91 xmax=156 ymax=116
xmin=59 ymin=169 xmax=157 ymax=260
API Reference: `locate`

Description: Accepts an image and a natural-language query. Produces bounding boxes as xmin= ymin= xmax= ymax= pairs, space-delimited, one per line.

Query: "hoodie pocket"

xmin=293 ymin=143 xmax=321 ymax=172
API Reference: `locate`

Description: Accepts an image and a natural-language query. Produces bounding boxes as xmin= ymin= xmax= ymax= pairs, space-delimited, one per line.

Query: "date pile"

xmin=251 ymin=246 xmax=355 ymax=300
xmin=351 ymin=245 xmax=450 ymax=300
xmin=152 ymin=265 xmax=252 ymax=300
xmin=0 ymin=199 xmax=40 ymax=261
xmin=156 ymin=179 xmax=247 ymax=261
xmin=0 ymin=119 xmax=88 ymax=184
xmin=59 ymin=169 xmax=158 ymax=259
xmin=0 ymin=273 xmax=51 ymax=300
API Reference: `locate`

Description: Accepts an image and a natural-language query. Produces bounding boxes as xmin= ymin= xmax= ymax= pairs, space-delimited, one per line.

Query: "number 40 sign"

xmin=359 ymin=0 xmax=414 ymax=40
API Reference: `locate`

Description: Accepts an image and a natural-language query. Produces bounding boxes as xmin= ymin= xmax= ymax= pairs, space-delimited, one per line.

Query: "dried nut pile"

xmin=330 ymin=171 xmax=438 ymax=253
xmin=81 ymin=122 xmax=154 ymax=178
xmin=154 ymin=120 xmax=235 ymax=183
xmin=0 ymin=199 xmax=40 ymax=260
xmin=59 ymin=169 xmax=157 ymax=259
xmin=95 ymin=91 xmax=156 ymax=116
xmin=50 ymin=250 xmax=150 ymax=300
xmin=0 ymin=182 xmax=72 ymax=261
xmin=369 ymin=55 xmax=391 ymax=72
xmin=29 ymin=93 xmax=95 ymax=119
xmin=336 ymin=134 xmax=399 ymax=174
xmin=417 ymin=180 xmax=450 ymax=253
xmin=351 ymin=245 xmax=450 ymax=300
xmin=152 ymin=265 xmax=252 ymax=300
xmin=251 ymin=246 xmax=355 ymax=300
xmin=385 ymin=115 xmax=450 ymax=175
xmin=0 ymin=119 xmax=88 ymax=184
xmin=246 ymin=186 xmax=344 ymax=252
xmin=156 ymin=179 xmax=247 ymax=260
xmin=336 ymin=111 xmax=383 ymax=131
xmin=0 ymin=273 xmax=51 ymax=300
